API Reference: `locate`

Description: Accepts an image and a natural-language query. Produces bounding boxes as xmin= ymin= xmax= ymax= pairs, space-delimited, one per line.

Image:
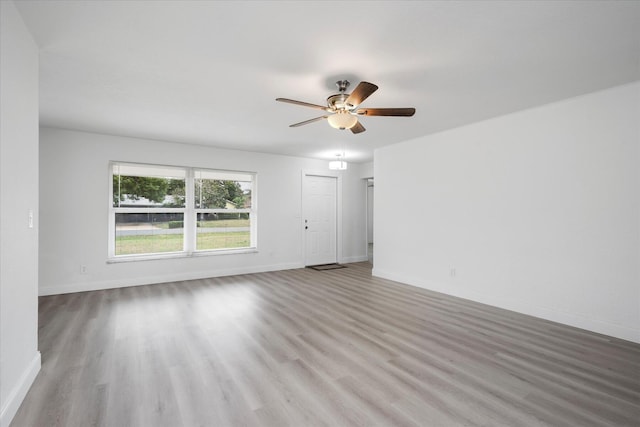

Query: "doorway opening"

xmin=366 ymin=178 xmax=374 ymax=263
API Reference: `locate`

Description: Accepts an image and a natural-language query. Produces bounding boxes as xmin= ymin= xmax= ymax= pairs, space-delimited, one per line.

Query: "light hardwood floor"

xmin=11 ymin=263 xmax=640 ymax=426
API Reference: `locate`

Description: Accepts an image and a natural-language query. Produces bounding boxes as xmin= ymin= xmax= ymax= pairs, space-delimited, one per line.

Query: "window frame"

xmin=108 ymin=161 xmax=257 ymax=261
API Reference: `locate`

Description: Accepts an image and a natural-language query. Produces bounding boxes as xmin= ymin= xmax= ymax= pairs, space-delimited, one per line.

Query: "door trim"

xmin=301 ymin=170 xmax=342 ymax=266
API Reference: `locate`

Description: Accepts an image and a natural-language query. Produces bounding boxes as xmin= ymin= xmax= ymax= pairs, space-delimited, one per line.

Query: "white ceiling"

xmin=14 ymin=1 xmax=640 ymax=163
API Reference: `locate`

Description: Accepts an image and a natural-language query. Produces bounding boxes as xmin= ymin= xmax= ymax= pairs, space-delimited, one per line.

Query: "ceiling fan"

xmin=276 ymin=80 xmax=415 ymax=134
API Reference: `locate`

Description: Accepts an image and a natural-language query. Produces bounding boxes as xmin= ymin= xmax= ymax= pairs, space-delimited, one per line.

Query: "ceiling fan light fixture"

xmin=329 ymin=154 xmax=348 ymax=170
xmin=329 ymin=160 xmax=348 ymax=170
xmin=327 ymin=111 xmax=357 ymax=130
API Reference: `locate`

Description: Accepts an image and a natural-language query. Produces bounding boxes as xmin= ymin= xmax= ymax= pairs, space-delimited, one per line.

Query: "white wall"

xmin=359 ymin=161 xmax=373 ymax=179
xmin=0 ymin=2 xmax=41 ymax=426
xmin=39 ymin=128 xmax=367 ymax=295
xmin=374 ymin=82 xmax=640 ymax=343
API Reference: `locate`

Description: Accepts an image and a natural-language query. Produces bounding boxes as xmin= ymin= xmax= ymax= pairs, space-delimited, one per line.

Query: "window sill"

xmin=107 ymin=247 xmax=258 ymax=264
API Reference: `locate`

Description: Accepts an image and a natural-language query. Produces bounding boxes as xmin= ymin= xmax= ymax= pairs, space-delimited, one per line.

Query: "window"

xmin=110 ymin=162 xmax=255 ymax=259
xmin=194 ymin=170 xmax=253 ymax=251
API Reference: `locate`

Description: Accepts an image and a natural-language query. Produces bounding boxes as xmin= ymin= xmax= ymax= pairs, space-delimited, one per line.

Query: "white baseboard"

xmin=340 ymin=255 xmax=369 ymax=263
xmin=39 ymin=262 xmax=304 ymax=296
xmin=372 ymin=268 xmax=640 ymax=344
xmin=1 ymin=351 xmax=41 ymax=427
xmin=39 ymin=258 xmax=372 ymax=296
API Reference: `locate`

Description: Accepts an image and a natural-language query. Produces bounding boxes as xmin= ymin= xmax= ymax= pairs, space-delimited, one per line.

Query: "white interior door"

xmin=303 ymin=175 xmax=337 ymax=266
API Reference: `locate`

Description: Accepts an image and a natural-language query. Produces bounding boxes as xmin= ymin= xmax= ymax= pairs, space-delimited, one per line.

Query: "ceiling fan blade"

xmin=276 ymin=98 xmax=329 ymax=111
xmin=350 ymin=121 xmax=366 ymax=134
xmin=345 ymin=82 xmax=378 ymax=107
xmin=356 ymin=107 xmax=416 ymax=117
xmin=289 ymin=116 xmax=328 ymax=127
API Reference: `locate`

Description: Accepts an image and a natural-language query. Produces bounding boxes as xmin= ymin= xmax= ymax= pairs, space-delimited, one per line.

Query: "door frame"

xmin=301 ymin=170 xmax=342 ymax=266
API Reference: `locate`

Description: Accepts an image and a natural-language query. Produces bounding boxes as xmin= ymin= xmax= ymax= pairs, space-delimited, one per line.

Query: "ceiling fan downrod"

xmin=335 ymin=80 xmax=350 ymax=93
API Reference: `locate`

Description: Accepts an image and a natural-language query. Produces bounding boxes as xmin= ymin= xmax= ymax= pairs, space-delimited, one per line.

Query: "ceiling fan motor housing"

xmin=329 ymin=80 xmax=355 ymax=111
xmin=327 ymin=93 xmax=353 ymax=111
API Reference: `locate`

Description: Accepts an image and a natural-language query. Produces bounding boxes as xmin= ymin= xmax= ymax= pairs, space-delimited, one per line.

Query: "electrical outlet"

xmin=80 ymin=265 xmax=87 ymax=274
xmin=450 ymin=267 xmax=456 ymax=278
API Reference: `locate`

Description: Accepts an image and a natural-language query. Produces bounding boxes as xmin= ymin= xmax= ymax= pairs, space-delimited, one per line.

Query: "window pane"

xmin=113 ymin=163 xmax=186 ymax=208
xmin=115 ymin=213 xmax=184 ymax=255
xmin=194 ymin=170 xmax=252 ymax=209
xmin=196 ymin=212 xmax=250 ymax=250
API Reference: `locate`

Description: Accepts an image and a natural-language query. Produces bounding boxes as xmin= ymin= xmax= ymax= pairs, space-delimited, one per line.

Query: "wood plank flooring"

xmin=11 ymin=262 xmax=640 ymax=426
